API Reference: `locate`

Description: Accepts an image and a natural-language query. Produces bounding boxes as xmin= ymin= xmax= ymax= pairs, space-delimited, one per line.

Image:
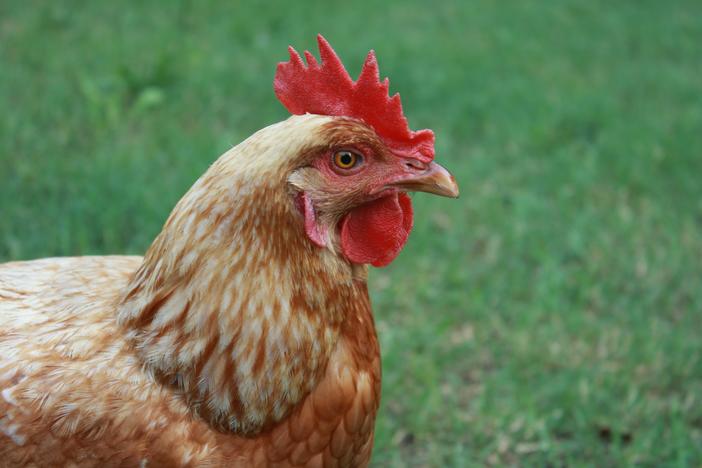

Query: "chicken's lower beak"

xmin=390 ymin=161 xmax=460 ymax=198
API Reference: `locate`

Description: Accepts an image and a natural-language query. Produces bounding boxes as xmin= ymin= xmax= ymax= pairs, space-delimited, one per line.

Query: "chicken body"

xmin=0 ymin=116 xmax=381 ymax=467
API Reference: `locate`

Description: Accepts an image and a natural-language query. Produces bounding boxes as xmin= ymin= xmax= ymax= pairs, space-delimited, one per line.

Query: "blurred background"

xmin=1 ymin=0 xmax=701 ymax=465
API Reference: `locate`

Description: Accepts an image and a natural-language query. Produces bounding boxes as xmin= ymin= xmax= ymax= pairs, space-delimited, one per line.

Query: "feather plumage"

xmin=0 ymin=116 xmax=381 ymax=466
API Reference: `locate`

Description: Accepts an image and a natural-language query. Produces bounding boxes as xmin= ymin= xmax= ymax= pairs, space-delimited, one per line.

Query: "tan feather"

xmin=0 ymin=115 xmax=381 ymax=467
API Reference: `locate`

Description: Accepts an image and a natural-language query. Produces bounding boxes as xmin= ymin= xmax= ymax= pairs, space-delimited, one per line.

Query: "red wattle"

xmin=340 ymin=192 xmax=413 ymax=267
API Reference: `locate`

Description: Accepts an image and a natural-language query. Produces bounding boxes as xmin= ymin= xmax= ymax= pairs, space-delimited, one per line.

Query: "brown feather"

xmin=0 ymin=115 xmax=384 ymax=466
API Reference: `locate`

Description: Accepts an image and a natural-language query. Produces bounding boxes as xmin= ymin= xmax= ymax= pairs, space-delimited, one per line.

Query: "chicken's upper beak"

xmin=389 ymin=161 xmax=459 ymax=198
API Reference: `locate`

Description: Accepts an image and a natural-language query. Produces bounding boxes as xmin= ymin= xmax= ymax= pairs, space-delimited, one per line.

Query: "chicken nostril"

xmin=405 ymin=160 xmax=428 ymax=172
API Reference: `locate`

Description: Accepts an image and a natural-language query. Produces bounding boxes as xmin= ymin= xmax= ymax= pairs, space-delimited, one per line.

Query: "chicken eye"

xmin=333 ymin=150 xmax=361 ymax=170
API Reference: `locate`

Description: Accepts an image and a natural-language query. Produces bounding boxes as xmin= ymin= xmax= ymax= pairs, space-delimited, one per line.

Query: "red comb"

xmin=274 ymin=35 xmax=434 ymax=162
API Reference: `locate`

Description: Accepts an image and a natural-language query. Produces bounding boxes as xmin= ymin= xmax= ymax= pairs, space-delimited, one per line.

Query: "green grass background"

xmin=2 ymin=1 xmax=702 ymax=465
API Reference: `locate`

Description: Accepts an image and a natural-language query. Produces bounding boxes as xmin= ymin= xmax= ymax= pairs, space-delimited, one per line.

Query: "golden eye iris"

xmin=333 ymin=150 xmax=360 ymax=169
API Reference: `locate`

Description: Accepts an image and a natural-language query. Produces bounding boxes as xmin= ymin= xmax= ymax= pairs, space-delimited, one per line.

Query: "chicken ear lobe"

xmin=302 ymin=192 xmax=327 ymax=247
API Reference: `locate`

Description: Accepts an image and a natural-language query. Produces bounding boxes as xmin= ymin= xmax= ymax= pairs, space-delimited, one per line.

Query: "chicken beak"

xmin=390 ymin=161 xmax=460 ymax=198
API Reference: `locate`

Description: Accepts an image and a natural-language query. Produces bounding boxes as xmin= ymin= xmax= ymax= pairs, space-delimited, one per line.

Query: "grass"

xmin=2 ymin=0 xmax=702 ymax=465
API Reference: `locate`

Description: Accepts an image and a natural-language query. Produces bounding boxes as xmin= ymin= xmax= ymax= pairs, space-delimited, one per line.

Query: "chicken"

xmin=0 ymin=35 xmax=458 ymax=467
